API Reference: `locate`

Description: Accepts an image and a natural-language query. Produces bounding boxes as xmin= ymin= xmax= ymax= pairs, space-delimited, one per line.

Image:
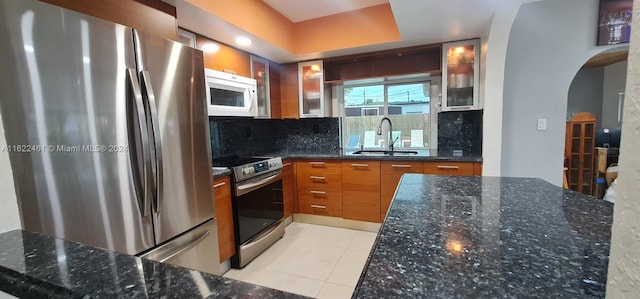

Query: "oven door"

xmin=233 ymin=170 xmax=284 ymax=245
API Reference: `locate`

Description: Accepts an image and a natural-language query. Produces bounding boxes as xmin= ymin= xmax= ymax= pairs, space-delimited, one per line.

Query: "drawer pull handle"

xmin=310 ymin=190 xmax=326 ymax=195
xmin=310 ymin=176 xmax=326 ymax=180
xmin=310 ymin=205 xmax=327 ymax=209
xmin=391 ymin=165 xmax=411 ymax=168
xmin=351 ymin=163 xmax=369 ymax=167
xmin=437 ymin=165 xmax=460 ymax=169
xmin=282 ymin=163 xmax=292 ymax=167
xmin=213 ymin=181 xmax=227 ymax=188
xmin=309 ymin=162 xmax=325 ymax=165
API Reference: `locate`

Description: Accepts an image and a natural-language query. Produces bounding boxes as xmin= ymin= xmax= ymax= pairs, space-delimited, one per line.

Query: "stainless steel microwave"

xmin=205 ymin=69 xmax=257 ymax=117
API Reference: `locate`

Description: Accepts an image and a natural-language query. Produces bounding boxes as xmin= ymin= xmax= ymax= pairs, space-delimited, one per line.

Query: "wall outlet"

xmin=537 ymin=118 xmax=547 ymax=131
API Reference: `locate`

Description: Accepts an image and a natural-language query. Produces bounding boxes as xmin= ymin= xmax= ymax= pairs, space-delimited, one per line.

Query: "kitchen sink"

xmin=351 ymin=150 xmax=418 ymax=156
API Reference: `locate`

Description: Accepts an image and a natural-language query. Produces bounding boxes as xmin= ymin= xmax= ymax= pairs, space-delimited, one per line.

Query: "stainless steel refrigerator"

xmin=0 ymin=0 xmax=220 ymax=275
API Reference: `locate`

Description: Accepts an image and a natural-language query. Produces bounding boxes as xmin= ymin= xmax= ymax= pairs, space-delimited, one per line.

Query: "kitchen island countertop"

xmin=0 ymin=229 xmax=305 ymax=298
xmin=353 ymin=174 xmax=613 ymax=298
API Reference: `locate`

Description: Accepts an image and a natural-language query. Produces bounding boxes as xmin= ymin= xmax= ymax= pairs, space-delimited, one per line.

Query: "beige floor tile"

xmin=225 ymin=268 xmax=324 ymax=298
xmin=348 ymin=231 xmax=378 ymax=251
xmin=326 ymin=249 xmax=370 ymax=287
xmin=270 ymin=241 xmax=346 ymax=281
xmin=316 ymin=282 xmax=355 ymax=299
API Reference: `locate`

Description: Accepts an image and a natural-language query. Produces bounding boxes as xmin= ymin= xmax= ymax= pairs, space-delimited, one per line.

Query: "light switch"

xmin=537 ymin=118 xmax=547 ymax=131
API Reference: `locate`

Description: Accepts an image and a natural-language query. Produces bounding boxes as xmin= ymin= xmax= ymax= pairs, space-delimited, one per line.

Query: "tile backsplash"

xmin=209 ymin=117 xmax=341 ymax=159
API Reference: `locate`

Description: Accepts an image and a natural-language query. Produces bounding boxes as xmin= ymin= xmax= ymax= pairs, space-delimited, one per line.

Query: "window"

xmin=338 ymin=75 xmax=439 ymax=149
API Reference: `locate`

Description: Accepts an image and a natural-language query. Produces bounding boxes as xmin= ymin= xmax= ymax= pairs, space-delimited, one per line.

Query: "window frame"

xmin=335 ymin=75 xmax=441 ymax=150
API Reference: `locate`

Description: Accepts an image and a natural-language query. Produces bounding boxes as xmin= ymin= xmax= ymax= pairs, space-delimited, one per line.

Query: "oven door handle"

xmin=236 ymin=172 xmax=282 ymax=197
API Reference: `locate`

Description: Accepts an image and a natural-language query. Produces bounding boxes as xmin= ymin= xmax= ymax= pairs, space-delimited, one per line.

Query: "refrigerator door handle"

xmin=140 ymin=71 xmax=164 ymax=213
xmin=127 ymin=68 xmax=152 ymax=217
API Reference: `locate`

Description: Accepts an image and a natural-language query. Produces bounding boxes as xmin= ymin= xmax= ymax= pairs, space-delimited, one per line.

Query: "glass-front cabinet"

xmin=251 ymin=55 xmax=270 ymax=118
xmin=298 ymin=60 xmax=325 ymax=118
xmin=441 ymin=39 xmax=480 ymax=111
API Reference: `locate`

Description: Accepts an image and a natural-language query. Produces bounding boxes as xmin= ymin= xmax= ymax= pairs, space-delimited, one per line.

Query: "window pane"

xmin=343 ymin=82 xmax=431 ymax=149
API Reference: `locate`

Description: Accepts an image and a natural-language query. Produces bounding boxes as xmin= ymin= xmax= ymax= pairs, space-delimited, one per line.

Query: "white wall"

xmin=602 ymin=60 xmax=627 ymax=128
xmin=481 ymin=2 xmax=523 ymax=176
xmin=500 ymin=0 xmax=616 ymax=186
xmin=0 ymin=112 xmax=21 ymax=233
xmin=606 ymin=0 xmax=640 ymax=293
xmin=566 ymin=67 xmax=604 ymax=126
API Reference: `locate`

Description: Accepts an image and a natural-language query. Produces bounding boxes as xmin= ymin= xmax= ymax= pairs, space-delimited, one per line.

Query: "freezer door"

xmin=139 ymin=218 xmax=221 ymax=275
xmin=0 ymin=0 xmax=154 ymax=254
xmin=133 ymin=30 xmax=215 ymax=244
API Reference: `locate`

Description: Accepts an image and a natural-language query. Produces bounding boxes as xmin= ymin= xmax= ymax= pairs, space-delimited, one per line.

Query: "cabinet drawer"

xmin=213 ymin=176 xmax=231 ymax=199
xmin=297 ymin=199 xmax=343 ymax=217
xmin=424 ymin=162 xmax=475 ymax=176
xmin=298 ymin=187 xmax=342 ymax=203
xmin=342 ymin=161 xmax=380 ymax=190
xmin=380 ymin=161 xmax=424 ymax=174
xmin=297 ymin=160 xmax=342 ymax=173
xmin=296 ymin=172 xmax=342 ymax=189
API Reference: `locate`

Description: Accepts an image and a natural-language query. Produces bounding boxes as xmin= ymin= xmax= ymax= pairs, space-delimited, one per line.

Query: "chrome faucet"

xmin=377 ymin=117 xmax=394 ymax=152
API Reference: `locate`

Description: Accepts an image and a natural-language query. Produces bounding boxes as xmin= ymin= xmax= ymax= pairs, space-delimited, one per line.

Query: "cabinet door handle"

xmin=351 ymin=163 xmax=369 ymax=167
xmin=282 ymin=163 xmax=292 ymax=167
xmin=391 ymin=164 xmax=411 ymax=168
xmin=310 ymin=190 xmax=326 ymax=195
xmin=310 ymin=205 xmax=327 ymax=209
xmin=437 ymin=165 xmax=459 ymax=169
xmin=213 ymin=181 xmax=227 ymax=188
xmin=309 ymin=162 xmax=325 ymax=165
xmin=310 ymin=176 xmax=326 ymax=180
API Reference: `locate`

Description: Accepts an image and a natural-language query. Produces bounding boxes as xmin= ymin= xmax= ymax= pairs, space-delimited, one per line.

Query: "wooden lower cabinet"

xmin=424 ymin=161 xmax=475 ymax=176
xmin=380 ymin=161 xmax=424 ymax=218
xmin=213 ymin=176 xmax=234 ymax=262
xmin=296 ymin=160 xmax=342 ymax=217
xmin=282 ymin=160 xmax=295 ymax=218
xmin=342 ymin=160 xmax=381 ymax=223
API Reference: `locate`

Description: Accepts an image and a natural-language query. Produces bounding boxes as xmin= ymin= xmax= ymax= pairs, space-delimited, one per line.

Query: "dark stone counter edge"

xmin=270 ymin=152 xmax=482 ymax=162
xmin=212 ymin=167 xmax=232 ymax=178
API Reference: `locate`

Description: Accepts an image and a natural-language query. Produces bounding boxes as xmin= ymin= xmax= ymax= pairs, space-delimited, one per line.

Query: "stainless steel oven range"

xmin=213 ymin=156 xmax=284 ymax=268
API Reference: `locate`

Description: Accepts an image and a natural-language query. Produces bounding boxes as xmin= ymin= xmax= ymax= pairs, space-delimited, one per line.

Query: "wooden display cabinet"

xmin=564 ymin=112 xmax=596 ymax=195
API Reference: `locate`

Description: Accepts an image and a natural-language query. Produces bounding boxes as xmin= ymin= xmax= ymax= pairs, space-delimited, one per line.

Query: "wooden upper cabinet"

xmin=196 ymin=35 xmax=251 ymax=78
xmin=323 ymin=45 xmax=441 ymax=82
xmin=280 ymin=63 xmax=300 ymax=119
xmin=42 ymin=0 xmax=178 ymax=40
xmin=269 ymin=62 xmax=282 ymax=119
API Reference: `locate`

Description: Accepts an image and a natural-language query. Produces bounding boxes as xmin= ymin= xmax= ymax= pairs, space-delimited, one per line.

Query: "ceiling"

xmin=262 ymin=0 xmax=389 ymax=23
xmin=171 ymin=0 xmax=540 ymax=63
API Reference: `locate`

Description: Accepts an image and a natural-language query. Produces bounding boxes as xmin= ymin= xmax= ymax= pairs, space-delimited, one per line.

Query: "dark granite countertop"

xmin=212 ymin=167 xmax=231 ymax=178
xmin=263 ymin=148 xmax=482 ymax=162
xmin=353 ymin=174 xmax=613 ymax=298
xmin=0 ymin=230 xmax=305 ymax=298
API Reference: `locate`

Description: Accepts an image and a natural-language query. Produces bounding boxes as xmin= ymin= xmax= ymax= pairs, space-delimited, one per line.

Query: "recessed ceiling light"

xmin=235 ymin=37 xmax=252 ymax=47
xmin=201 ymin=42 xmax=220 ymax=53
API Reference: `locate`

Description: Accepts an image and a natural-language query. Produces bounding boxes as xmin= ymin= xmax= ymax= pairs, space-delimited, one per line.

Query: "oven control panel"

xmin=234 ymin=157 xmax=283 ymax=182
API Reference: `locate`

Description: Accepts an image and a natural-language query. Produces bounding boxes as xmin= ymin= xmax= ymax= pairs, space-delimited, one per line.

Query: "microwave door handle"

xmin=140 ymin=71 xmax=164 ymax=213
xmin=127 ymin=69 xmax=152 ymax=217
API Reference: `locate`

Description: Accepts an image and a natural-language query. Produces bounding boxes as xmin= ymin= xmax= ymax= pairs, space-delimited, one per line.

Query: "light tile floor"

xmin=223 ymin=222 xmax=377 ymax=298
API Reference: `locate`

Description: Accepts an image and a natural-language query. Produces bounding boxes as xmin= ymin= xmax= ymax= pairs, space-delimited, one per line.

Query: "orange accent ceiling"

xmin=185 ymin=0 xmax=401 ymax=55
xmin=185 ymin=0 xmax=295 ymax=52
xmin=293 ymin=4 xmax=401 ymax=54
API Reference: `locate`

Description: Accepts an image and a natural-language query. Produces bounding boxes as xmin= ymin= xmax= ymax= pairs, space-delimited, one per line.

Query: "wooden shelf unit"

xmin=565 ymin=112 xmax=596 ymax=195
